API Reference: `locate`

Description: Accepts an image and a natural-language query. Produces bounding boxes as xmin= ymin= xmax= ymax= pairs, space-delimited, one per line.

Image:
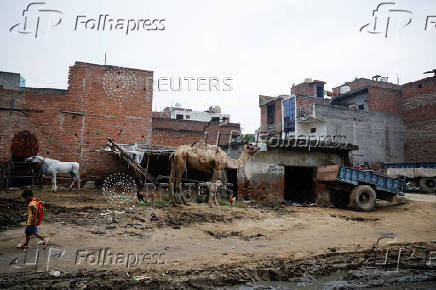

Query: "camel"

xmin=168 ymin=143 xmax=260 ymax=206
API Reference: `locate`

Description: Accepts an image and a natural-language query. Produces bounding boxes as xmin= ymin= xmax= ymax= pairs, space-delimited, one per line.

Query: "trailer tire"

xmin=419 ymin=177 xmax=436 ymax=193
xmin=351 ymin=185 xmax=376 ymax=212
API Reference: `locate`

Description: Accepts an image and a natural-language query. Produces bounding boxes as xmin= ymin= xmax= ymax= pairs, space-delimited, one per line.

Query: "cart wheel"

xmin=419 ymin=177 xmax=436 ymax=193
xmin=330 ymin=190 xmax=349 ymax=209
xmin=183 ymin=190 xmax=193 ymax=202
xmin=350 ymin=185 xmax=376 ymax=212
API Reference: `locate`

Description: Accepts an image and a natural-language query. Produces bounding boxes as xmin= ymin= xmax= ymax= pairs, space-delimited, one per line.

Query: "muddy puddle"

xmin=223 ymin=270 xmax=436 ymax=289
xmin=1 ymin=243 xmax=435 ymax=289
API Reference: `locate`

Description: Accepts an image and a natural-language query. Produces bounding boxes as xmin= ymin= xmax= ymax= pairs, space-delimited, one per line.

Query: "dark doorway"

xmin=284 ymin=166 xmax=315 ymax=203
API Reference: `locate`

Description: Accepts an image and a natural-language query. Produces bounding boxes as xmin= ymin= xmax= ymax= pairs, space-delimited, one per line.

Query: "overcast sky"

xmin=1 ymin=0 xmax=435 ymax=133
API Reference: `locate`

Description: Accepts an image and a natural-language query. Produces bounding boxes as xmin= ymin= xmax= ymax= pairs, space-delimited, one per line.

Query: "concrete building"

xmin=162 ymin=104 xmax=230 ymax=123
xmin=0 ymin=72 xmax=25 ymax=89
xmin=237 ymin=143 xmax=357 ymax=203
xmin=333 ymin=74 xmax=436 ymax=163
xmin=305 ymin=104 xmax=404 ymax=164
xmin=258 ymin=77 xmax=412 ymax=165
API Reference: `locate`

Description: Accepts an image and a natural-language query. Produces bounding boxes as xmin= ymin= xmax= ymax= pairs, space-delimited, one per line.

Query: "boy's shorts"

xmin=25 ymin=225 xmax=38 ymax=235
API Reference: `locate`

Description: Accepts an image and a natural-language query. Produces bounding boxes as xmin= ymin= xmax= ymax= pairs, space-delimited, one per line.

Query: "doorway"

xmin=284 ymin=166 xmax=315 ymax=203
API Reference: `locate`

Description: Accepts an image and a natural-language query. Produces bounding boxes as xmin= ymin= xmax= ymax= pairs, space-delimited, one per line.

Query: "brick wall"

xmin=292 ymin=82 xmax=315 ymax=97
xmin=341 ymin=78 xmax=400 ymax=91
xmin=259 ymin=98 xmax=282 ymax=134
xmin=368 ymin=87 xmax=402 ymax=115
xmin=0 ymin=62 xmax=153 ymax=179
xmin=401 ymin=76 xmax=436 ymax=162
xmin=152 ymin=117 xmax=241 ymax=147
xmin=152 ymin=118 xmax=204 ymax=147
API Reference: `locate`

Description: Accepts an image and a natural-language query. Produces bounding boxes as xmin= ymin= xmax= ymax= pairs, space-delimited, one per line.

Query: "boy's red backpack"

xmin=32 ymin=198 xmax=45 ymax=226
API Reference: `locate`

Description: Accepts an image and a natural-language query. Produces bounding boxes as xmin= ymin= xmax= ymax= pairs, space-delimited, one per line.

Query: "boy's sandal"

xmin=38 ymin=238 xmax=49 ymax=248
xmin=17 ymin=243 xmax=30 ymax=249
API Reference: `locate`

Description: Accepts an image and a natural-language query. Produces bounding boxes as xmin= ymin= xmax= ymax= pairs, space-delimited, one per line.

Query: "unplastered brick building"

xmin=0 ymin=62 xmax=153 ymax=178
xmin=332 ymin=77 xmax=402 ymax=114
xmin=401 ymin=76 xmax=436 ymax=162
xmin=0 ymin=61 xmax=241 ymax=184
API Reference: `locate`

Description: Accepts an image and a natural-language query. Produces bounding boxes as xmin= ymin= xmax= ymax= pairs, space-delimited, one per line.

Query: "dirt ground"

xmin=0 ymin=188 xmax=435 ymax=288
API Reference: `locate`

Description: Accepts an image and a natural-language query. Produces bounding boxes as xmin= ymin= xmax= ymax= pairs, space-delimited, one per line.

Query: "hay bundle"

xmin=10 ymin=130 xmax=39 ymax=157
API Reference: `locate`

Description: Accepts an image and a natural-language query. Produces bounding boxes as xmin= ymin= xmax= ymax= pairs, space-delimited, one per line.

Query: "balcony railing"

xmin=296 ymin=106 xmax=311 ymax=120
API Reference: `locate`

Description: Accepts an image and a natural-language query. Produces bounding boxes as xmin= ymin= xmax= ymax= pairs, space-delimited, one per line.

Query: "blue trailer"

xmin=338 ymin=166 xmax=406 ymax=196
xmin=317 ymin=165 xmax=407 ymax=212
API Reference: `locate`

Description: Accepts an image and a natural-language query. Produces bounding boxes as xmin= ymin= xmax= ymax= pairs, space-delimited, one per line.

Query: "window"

xmin=176 ymin=114 xmax=183 ymax=120
xmin=185 ymin=115 xmax=190 ymax=119
xmin=267 ymin=103 xmax=275 ymax=126
xmin=310 ymin=128 xmax=316 ymax=133
xmin=316 ymin=85 xmax=324 ymax=98
xmin=282 ymin=98 xmax=295 ymax=132
xmin=211 ymin=117 xmax=220 ymax=122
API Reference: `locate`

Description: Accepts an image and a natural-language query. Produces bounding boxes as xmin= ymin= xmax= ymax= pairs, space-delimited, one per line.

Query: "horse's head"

xmin=25 ymin=156 xmax=44 ymax=163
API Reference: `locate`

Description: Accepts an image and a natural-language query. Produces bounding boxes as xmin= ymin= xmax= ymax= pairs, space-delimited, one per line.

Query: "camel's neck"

xmin=225 ymin=151 xmax=251 ymax=169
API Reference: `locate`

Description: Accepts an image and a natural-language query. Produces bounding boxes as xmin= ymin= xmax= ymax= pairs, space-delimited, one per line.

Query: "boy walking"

xmin=18 ymin=189 xmax=47 ymax=248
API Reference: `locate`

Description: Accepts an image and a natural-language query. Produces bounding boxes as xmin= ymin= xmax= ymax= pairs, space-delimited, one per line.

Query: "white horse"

xmin=26 ymin=156 xmax=81 ymax=191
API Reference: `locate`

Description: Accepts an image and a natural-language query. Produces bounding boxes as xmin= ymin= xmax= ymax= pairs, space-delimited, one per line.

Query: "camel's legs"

xmin=169 ymin=156 xmax=186 ymax=206
xmin=213 ymin=170 xmax=224 ymax=206
xmin=175 ymin=166 xmax=188 ymax=205
xmin=214 ymin=188 xmax=219 ymax=206
xmin=168 ymin=175 xmax=178 ymax=206
xmin=208 ymin=182 xmax=216 ymax=207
